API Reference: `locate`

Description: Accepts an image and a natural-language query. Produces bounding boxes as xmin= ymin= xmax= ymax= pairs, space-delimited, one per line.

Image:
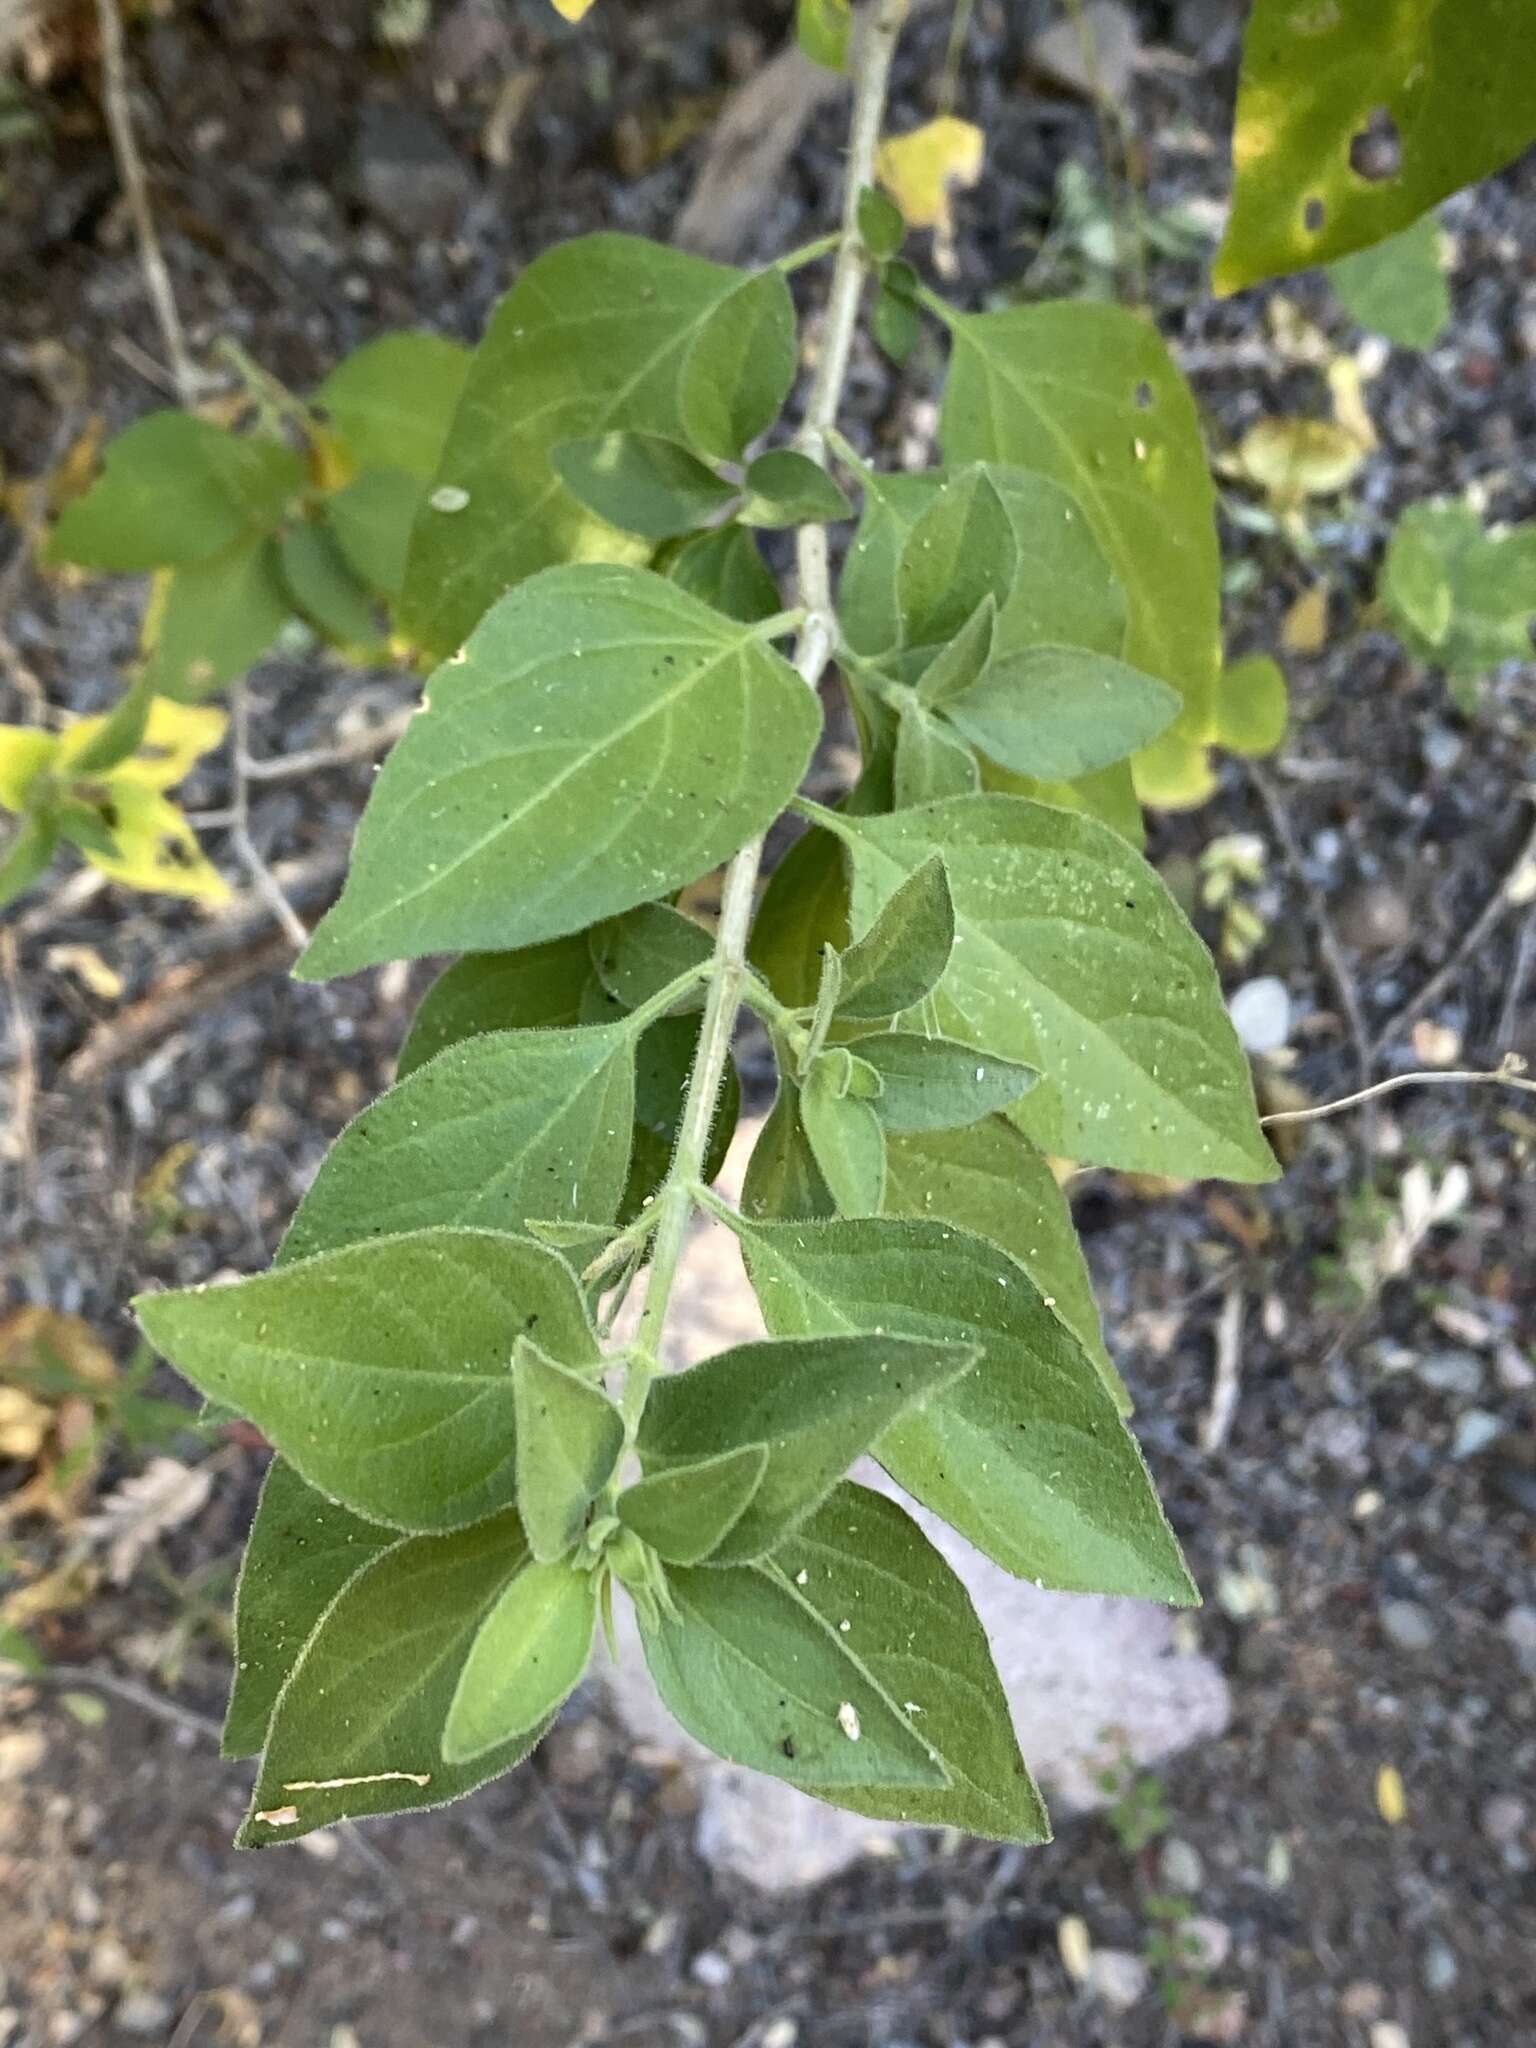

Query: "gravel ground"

xmin=2 ymin=3 xmax=1535 ymax=2044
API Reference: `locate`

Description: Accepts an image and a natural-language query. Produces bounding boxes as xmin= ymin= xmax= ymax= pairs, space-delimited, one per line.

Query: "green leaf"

xmin=550 ymin=432 xmax=738 ymax=540
xmin=740 ymin=1071 xmax=836 ymax=1222
xmin=739 ymin=450 xmax=853 ymax=529
xmin=665 ymin=525 xmax=782 ymax=624
xmin=313 ymin=332 xmax=470 ymax=480
xmin=883 ymin=1116 xmax=1126 ymax=1414
xmin=140 ymin=537 xmax=292 ymax=702
xmin=281 ymin=1024 xmax=637 ymax=1262
xmin=834 ymin=851 xmax=953 ymax=1019
xmin=639 ymin=1563 xmax=945 ymax=1792
xmin=897 ymin=466 xmax=1019 ymax=650
xmin=942 ymin=646 xmax=1180 ymax=780
xmin=513 ymin=1340 xmax=623 ymax=1561
xmin=858 ymin=183 xmax=906 ymax=260
xmin=1381 ymin=500 xmax=1536 ymax=678
xmin=617 ymin=1444 xmax=769 ymax=1565
xmin=47 ymin=415 xmax=302 ymax=571
xmin=839 ymin=467 xmax=946 ymax=658
xmin=819 ymin=794 xmax=1276 ymax=1182
xmin=637 ymin=1332 xmax=975 ymax=1565
xmin=222 ymin=1459 xmax=394 ymax=1760
xmin=324 ymin=468 xmax=422 ymax=600
xmin=751 ymin=826 xmax=852 ymax=1008
xmin=398 ymin=936 xmax=596 ymax=1077
xmin=853 ymin=1032 xmax=1036 ymax=1133
xmin=135 ymin=1228 xmax=598 ymax=1532
xmin=0 ymin=814 xmax=59 ymax=910
xmin=401 ymin=236 xmax=773 ymax=657
xmin=773 ymin=1484 xmax=1048 ymax=1841
xmin=443 ymin=1557 xmax=596 ymax=1764
xmin=739 ymin=1216 xmax=1194 ymax=1600
xmin=795 ymin=0 xmax=851 ymax=72
xmin=237 ymin=1510 xmax=542 ymax=1845
xmin=677 ymin=266 xmax=799 ymax=464
xmin=1214 ymin=0 xmax=1536 ymax=291
xmin=872 ymin=275 xmax=923 ymax=367
xmin=1215 ymin=653 xmax=1289 ymax=759
xmin=278 ymin=520 xmax=383 ymax=651
xmin=916 ymin=595 xmax=996 ymax=709
xmin=893 ymin=696 xmax=980 ymax=807
xmin=589 ymin=901 xmax=712 ymax=1014
xmin=941 ymin=308 xmax=1219 ymax=746
xmin=300 ymin=564 xmax=819 ymax=978
xmin=1327 ymin=213 xmax=1449 ymax=350
xmin=800 ymin=1057 xmax=888 ymax=1217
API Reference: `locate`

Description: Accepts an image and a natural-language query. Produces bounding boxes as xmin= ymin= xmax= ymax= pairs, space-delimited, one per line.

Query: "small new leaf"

xmin=853 ymin=1032 xmax=1037 ymax=1133
xmin=738 ymin=450 xmax=853 ymax=529
xmin=550 ymin=433 xmax=738 ymax=539
xmin=834 ymin=852 xmax=954 ymax=1019
xmin=897 ymin=466 xmax=1019 ymax=650
xmin=617 ymin=1443 xmax=769 ymax=1565
xmin=800 ymin=1055 xmax=888 ymax=1216
xmin=443 ymin=1557 xmax=596 ymax=1763
xmin=637 ymin=1332 xmax=976 ymax=1564
xmin=512 ymin=1339 xmax=624 ymax=1562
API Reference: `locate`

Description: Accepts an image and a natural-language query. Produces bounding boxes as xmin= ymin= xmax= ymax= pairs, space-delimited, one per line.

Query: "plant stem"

xmin=624 ymin=0 xmax=911 ymax=1401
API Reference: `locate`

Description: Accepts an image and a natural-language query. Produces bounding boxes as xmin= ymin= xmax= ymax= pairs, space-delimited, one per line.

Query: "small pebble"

xmin=1340 ymin=1982 xmax=1384 ymax=2020
xmin=113 ymin=1990 xmax=174 ymax=2037
xmin=1085 ymin=1949 xmax=1150 ymax=2010
xmin=1228 ymin=975 xmax=1291 ymax=1053
xmin=1379 ymin=1600 xmax=1435 ymax=1653
xmin=1480 ymin=1794 xmax=1527 ymax=1844
xmin=1502 ymin=1605 xmax=1536 ymax=1674
xmin=1369 ymin=2024 xmax=1411 ymax=2048
xmin=1420 ymin=1939 xmax=1458 ymax=1993
xmin=1183 ymin=1916 xmax=1232 ymax=1969
xmin=1452 ymin=1409 xmax=1503 ymax=1459
xmin=1160 ymin=1836 xmax=1204 ymax=1891
xmin=1414 ymin=1348 xmax=1484 ymax=1398
xmin=1336 ymin=879 xmax=1411 ymax=953
xmin=690 ymin=1949 xmax=731 ymax=1989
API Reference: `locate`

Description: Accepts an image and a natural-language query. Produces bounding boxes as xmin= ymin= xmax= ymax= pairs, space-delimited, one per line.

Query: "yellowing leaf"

xmin=550 ymin=0 xmax=597 ymax=18
xmin=57 ymin=697 xmax=226 ymax=793
xmin=1281 ymin=583 xmax=1329 ymax=655
xmin=0 ymin=727 xmax=58 ymax=812
xmin=1131 ymin=730 xmax=1217 ymax=810
xmin=1327 ymin=356 xmax=1379 ymax=453
xmin=79 ymin=784 xmax=230 ymax=903
xmin=877 ymin=117 xmax=985 ymax=241
xmin=0 ymin=1385 xmax=51 ymax=1461
xmin=1232 ymin=418 xmax=1365 ymax=506
xmin=1376 ymin=1763 xmax=1407 ymax=1827
xmin=1216 ymin=654 xmax=1289 ymax=757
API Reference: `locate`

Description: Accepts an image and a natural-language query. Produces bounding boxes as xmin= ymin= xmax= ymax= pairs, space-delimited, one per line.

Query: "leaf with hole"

xmin=818 ymin=794 xmax=1276 ymax=1182
xmin=739 ymin=1215 xmax=1193 ymax=1599
xmin=300 ymin=564 xmax=819 ymax=978
xmin=637 ymin=1332 xmax=975 ymax=1565
xmin=1214 ymin=0 xmax=1536 ymax=290
xmin=135 ymin=1229 xmax=598 ymax=1532
xmin=237 ymin=1510 xmax=542 ymax=1845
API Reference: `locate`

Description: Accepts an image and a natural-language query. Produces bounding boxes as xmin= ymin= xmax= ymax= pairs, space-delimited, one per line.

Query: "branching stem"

xmin=622 ymin=0 xmax=911 ymax=1409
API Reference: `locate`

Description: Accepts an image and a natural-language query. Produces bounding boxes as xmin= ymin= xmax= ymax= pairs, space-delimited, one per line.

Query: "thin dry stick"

xmin=1497 ymin=901 xmax=1536 ymax=1052
xmin=1 ymin=926 xmax=38 ymax=1201
xmin=228 ymin=682 xmax=310 ymax=951
xmin=94 ymin=0 xmax=200 ymax=408
xmin=1260 ymin=1059 xmax=1536 ymax=1127
xmin=1371 ymin=799 xmax=1536 ymax=1056
xmin=1199 ymin=1284 xmax=1245 ymax=1455
xmin=240 ymin=703 xmax=415 ymax=782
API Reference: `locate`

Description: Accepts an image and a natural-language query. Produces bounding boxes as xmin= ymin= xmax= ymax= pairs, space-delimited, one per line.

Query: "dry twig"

xmin=1260 ymin=1057 xmax=1536 ymax=1127
xmin=227 ymin=682 xmax=309 ymax=950
xmin=1199 ymin=1285 xmax=1245 ymax=1455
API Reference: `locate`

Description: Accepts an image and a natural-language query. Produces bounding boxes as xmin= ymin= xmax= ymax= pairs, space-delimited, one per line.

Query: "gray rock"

xmin=353 ymin=105 xmax=473 ymax=238
xmin=1480 ymin=1794 xmax=1527 ymax=1845
xmin=1415 ymin=1348 xmax=1485 ymax=1399
xmin=113 ymin=1991 xmax=174 ymax=2037
xmin=1184 ymin=1917 xmax=1232 ymax=1970
xmin=1085 ymin=1948 xmax=1151 ymax=2011
xmin=1451 ymin=1409 xmax=1504 ymax=1459
xmin=1379 ymin=1600 xmax=1436 ymax=1653
xmin=1228 ymin=976 xmax=1292 ymax=1054
xmin=1160 ymin=1836 xmax=1205 ymax=1892
xmin=1420 ymin=1939 xmax=1458 ymax=1993
xmin=1502 ymin=1605 xmax=1536 ymax=1675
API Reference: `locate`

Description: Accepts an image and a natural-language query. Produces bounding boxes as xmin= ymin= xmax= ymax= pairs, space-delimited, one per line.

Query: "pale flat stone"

xmin=598 ymin=1124 xmax=1230 ymax=1892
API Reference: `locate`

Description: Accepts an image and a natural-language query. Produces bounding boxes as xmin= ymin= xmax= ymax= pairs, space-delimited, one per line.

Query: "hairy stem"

xmin=625 ymin=0 xmax=910 ymax=1398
